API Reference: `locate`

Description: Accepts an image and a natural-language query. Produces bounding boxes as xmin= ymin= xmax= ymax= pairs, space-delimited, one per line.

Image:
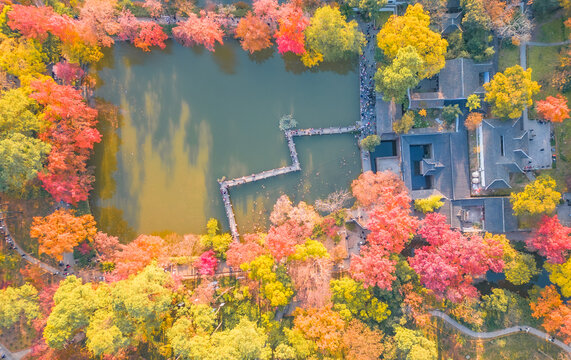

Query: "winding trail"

xmin=430 ymin=310 xmax=571 ymax=354
xmin=1 ymin=210 xmax=61 ymax=277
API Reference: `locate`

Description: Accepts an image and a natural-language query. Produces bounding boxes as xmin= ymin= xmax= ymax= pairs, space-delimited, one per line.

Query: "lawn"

xmin=434 ymin=318 xmax=569 ymax=360
xmin=498 ymin=43 xmax=519 ymax=72
xmin=374 ymin=11 xmax=393 ymax=28
xmin=528 ymin=45 xmax=564 ymax=96
xmin=536 ymin=16 xmax=570 ymax=43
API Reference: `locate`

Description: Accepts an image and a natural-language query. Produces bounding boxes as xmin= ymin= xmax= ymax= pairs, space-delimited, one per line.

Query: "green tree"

xmin=467 ymin=93 xmax=481 ymax=112
xmin=482 ymin=288 xmax=509 ymax=316
xmin=414 ymin=195 xmax=444 ymax=213
xmin=359 ymin=134 xmax=381 ymax=152
xmin=394 ymin=326 xmax=437 ymax=360
xmin=347 ymin=0 xmax=388 ymax=19
xmin=484 ymin=65 xmax=540 ymax=120
xmin=305 ymin=5 xmax=365 ymax=63
xmin=0 ymin=133 xmax=50 ymax=193
xmin=377 ymin=4 xmax=448 ymax=79
xmin=441 ymin=104 xmax=463 ymax=125
xmin=201 ymin=218 xmax=233 ymax=259
xmin=393 ymin=111 xmax=415 ymax=134
xmin=0 ymin=283 xmax=40 ymax=329
xmin=330 ymin=277 xmax=391 ymax=324
xmin=44 ymin=276 xmax=99 ymax=349
xmin=0 ymin=87 xmax=43 ymax=137
xmin=241 ymin=255 xmax=293 ymax=307
xmin=374 ymin=45 xmax=423 ymax=102
xmin=510 ymin=175 xmax=561 ymax=216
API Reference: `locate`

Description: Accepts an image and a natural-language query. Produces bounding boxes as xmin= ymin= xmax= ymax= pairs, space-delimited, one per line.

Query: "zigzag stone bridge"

xmin=218 ymin=126 xmax=359 ymax=241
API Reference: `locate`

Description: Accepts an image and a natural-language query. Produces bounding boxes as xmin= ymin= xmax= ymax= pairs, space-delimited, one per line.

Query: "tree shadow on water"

xmin=247 ymin=47 xmax=275 ymax=64
xmin=212 ymin=42 xmax=237 ymax=75
xmin=282 ymin=52 xmax=358 ymax=75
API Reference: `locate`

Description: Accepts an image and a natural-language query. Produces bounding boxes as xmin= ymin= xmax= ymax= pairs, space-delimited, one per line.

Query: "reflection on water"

xmin=92 ymin=40 xmax=359 ymax=240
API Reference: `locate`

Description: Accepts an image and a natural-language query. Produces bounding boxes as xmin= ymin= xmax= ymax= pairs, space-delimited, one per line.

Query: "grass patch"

xmin=374 ymin=11 xmax=393 ymax=27
xmin=528 ymin=45 xmax=562 ymax=91
xmin=498 ymin=43 xmax=519 ymax=72
xmin=537 ymin=16 xmax=570 ymax=43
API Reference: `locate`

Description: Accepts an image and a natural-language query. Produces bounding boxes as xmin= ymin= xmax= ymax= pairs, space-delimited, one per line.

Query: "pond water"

xmin=91 ymin=40 xmax=360 ymax=240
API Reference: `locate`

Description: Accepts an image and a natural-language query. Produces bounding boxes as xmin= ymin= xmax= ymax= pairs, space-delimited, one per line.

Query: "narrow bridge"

xmin=219 ymin=125 xmax=359 ymax=241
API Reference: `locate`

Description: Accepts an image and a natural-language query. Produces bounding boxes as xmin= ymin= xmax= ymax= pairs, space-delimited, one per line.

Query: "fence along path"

xmin=219 ymin=126 xmax=359 ymax=241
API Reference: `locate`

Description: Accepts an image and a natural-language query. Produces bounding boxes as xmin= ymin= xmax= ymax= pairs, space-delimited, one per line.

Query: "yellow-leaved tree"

xmin=377 ymin=4 xmax=448 ymax=79
xmin=484 ymin=65 xmax=540 ymax=120
xmin=510 ymin=175 xmax=561 ymax=216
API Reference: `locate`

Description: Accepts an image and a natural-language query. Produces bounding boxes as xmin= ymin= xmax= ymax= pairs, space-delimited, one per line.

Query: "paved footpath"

xmin=430 ymin=310 xmax=571 ymax=354
xmin=0 ymin=342 xmax=31 ymax=360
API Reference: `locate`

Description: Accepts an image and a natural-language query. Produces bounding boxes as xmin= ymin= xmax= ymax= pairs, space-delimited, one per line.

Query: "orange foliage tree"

xmin=235 ymin=13 xmax=273 ymax=53
xmin=292 ymin=306 xmax=346 ymax=357
xmin=30 ymin=209 xmax=97 ymax=260
xmin=536 ymin=94 xmax=570 ymax=123
xmin=465 ymin=112 xmax=483 ymax=131
xmin=530 ymin=285 xmax=571 ymax=344
xmin=351 ymin=170 xmax=407 ymax=209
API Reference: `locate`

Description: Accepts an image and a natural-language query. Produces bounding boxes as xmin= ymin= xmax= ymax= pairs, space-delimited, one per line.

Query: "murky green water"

xmin=91 ymin=40 xmax=360 ymax=240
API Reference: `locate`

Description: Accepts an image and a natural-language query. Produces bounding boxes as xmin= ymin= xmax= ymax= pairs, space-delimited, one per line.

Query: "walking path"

xmin=430 ymin=310 xmax=571 ymax=354
xmin=219 ymin=126 xmax=359 ymax=240
xmin=0 ymin=342 xmax=31 ymax=360
xmin=0 ymin=208 xmax=61 ymax=277
xmin=527 ymin=40 xmax=571 ymax=46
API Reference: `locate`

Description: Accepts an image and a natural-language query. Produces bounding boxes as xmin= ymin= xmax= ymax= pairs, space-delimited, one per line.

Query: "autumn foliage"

xmin=30 ymin=79 xmax=101 ymax=204
xmin=266 ymin=195 xmax=320 ymax=262
xmin=134 ymin=22 xmax=168 ymax=52
xmin=527 ymin=215 xmax=571 ymax=264
xmin=530 ymin=285 xmax=571 ymax=344
xmin=409 ymin=213 xmax=504 ymax=302
xmin=350 ymin=171 xmax=417 ymax=289
xmin=112 ymin=235 xmax=166 ymax=278
xmin=235 ymin=13 xmax=273 ymax=53
xmin=536 ymin=94 xmax=570 ymax=123
xmin=351 ymin=170 xmax=407 ymax=209
xmin=30 ymin=209 xmax=97 ymax=260
xmin=274 ymin=3 xmax=308 ymax=55
xmin=173 ymin=12 xmax=224 ymax=51
xmin=464 ymin=112 xmax=483 ymax=131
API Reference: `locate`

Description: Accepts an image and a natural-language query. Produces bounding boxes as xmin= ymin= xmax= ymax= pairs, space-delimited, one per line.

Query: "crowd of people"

xmin=359 ymin=25 xmax=377 ymax=138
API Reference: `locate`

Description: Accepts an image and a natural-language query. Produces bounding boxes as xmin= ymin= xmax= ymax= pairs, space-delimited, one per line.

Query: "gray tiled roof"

xmin=481 ymin=119 xmax=527 ymax=190
xmin=410 ymin=58 xmax=494 ymax=108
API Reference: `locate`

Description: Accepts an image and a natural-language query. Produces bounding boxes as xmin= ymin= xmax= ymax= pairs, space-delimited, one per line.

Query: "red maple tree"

xmin=274 ymin=3 xmax=308 ymax=55
xmin=195 ymin=250 xmax=218 ymax=276
xmin=527 ymin=215 xmax=571 ymax=264
xmin=409 ymin=213 xmax=504 ymax=302
xmin=134 ymin=22 xmax=168 ymax=52
xmin=53 ymin=61 xmax=85 ymax=85
xmin=30 ymin=79 xmax=101 ymax=204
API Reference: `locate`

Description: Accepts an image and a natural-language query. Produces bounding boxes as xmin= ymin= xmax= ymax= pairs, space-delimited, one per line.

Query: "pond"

xmin=91 ymin=40 xmax=360 ymax=240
